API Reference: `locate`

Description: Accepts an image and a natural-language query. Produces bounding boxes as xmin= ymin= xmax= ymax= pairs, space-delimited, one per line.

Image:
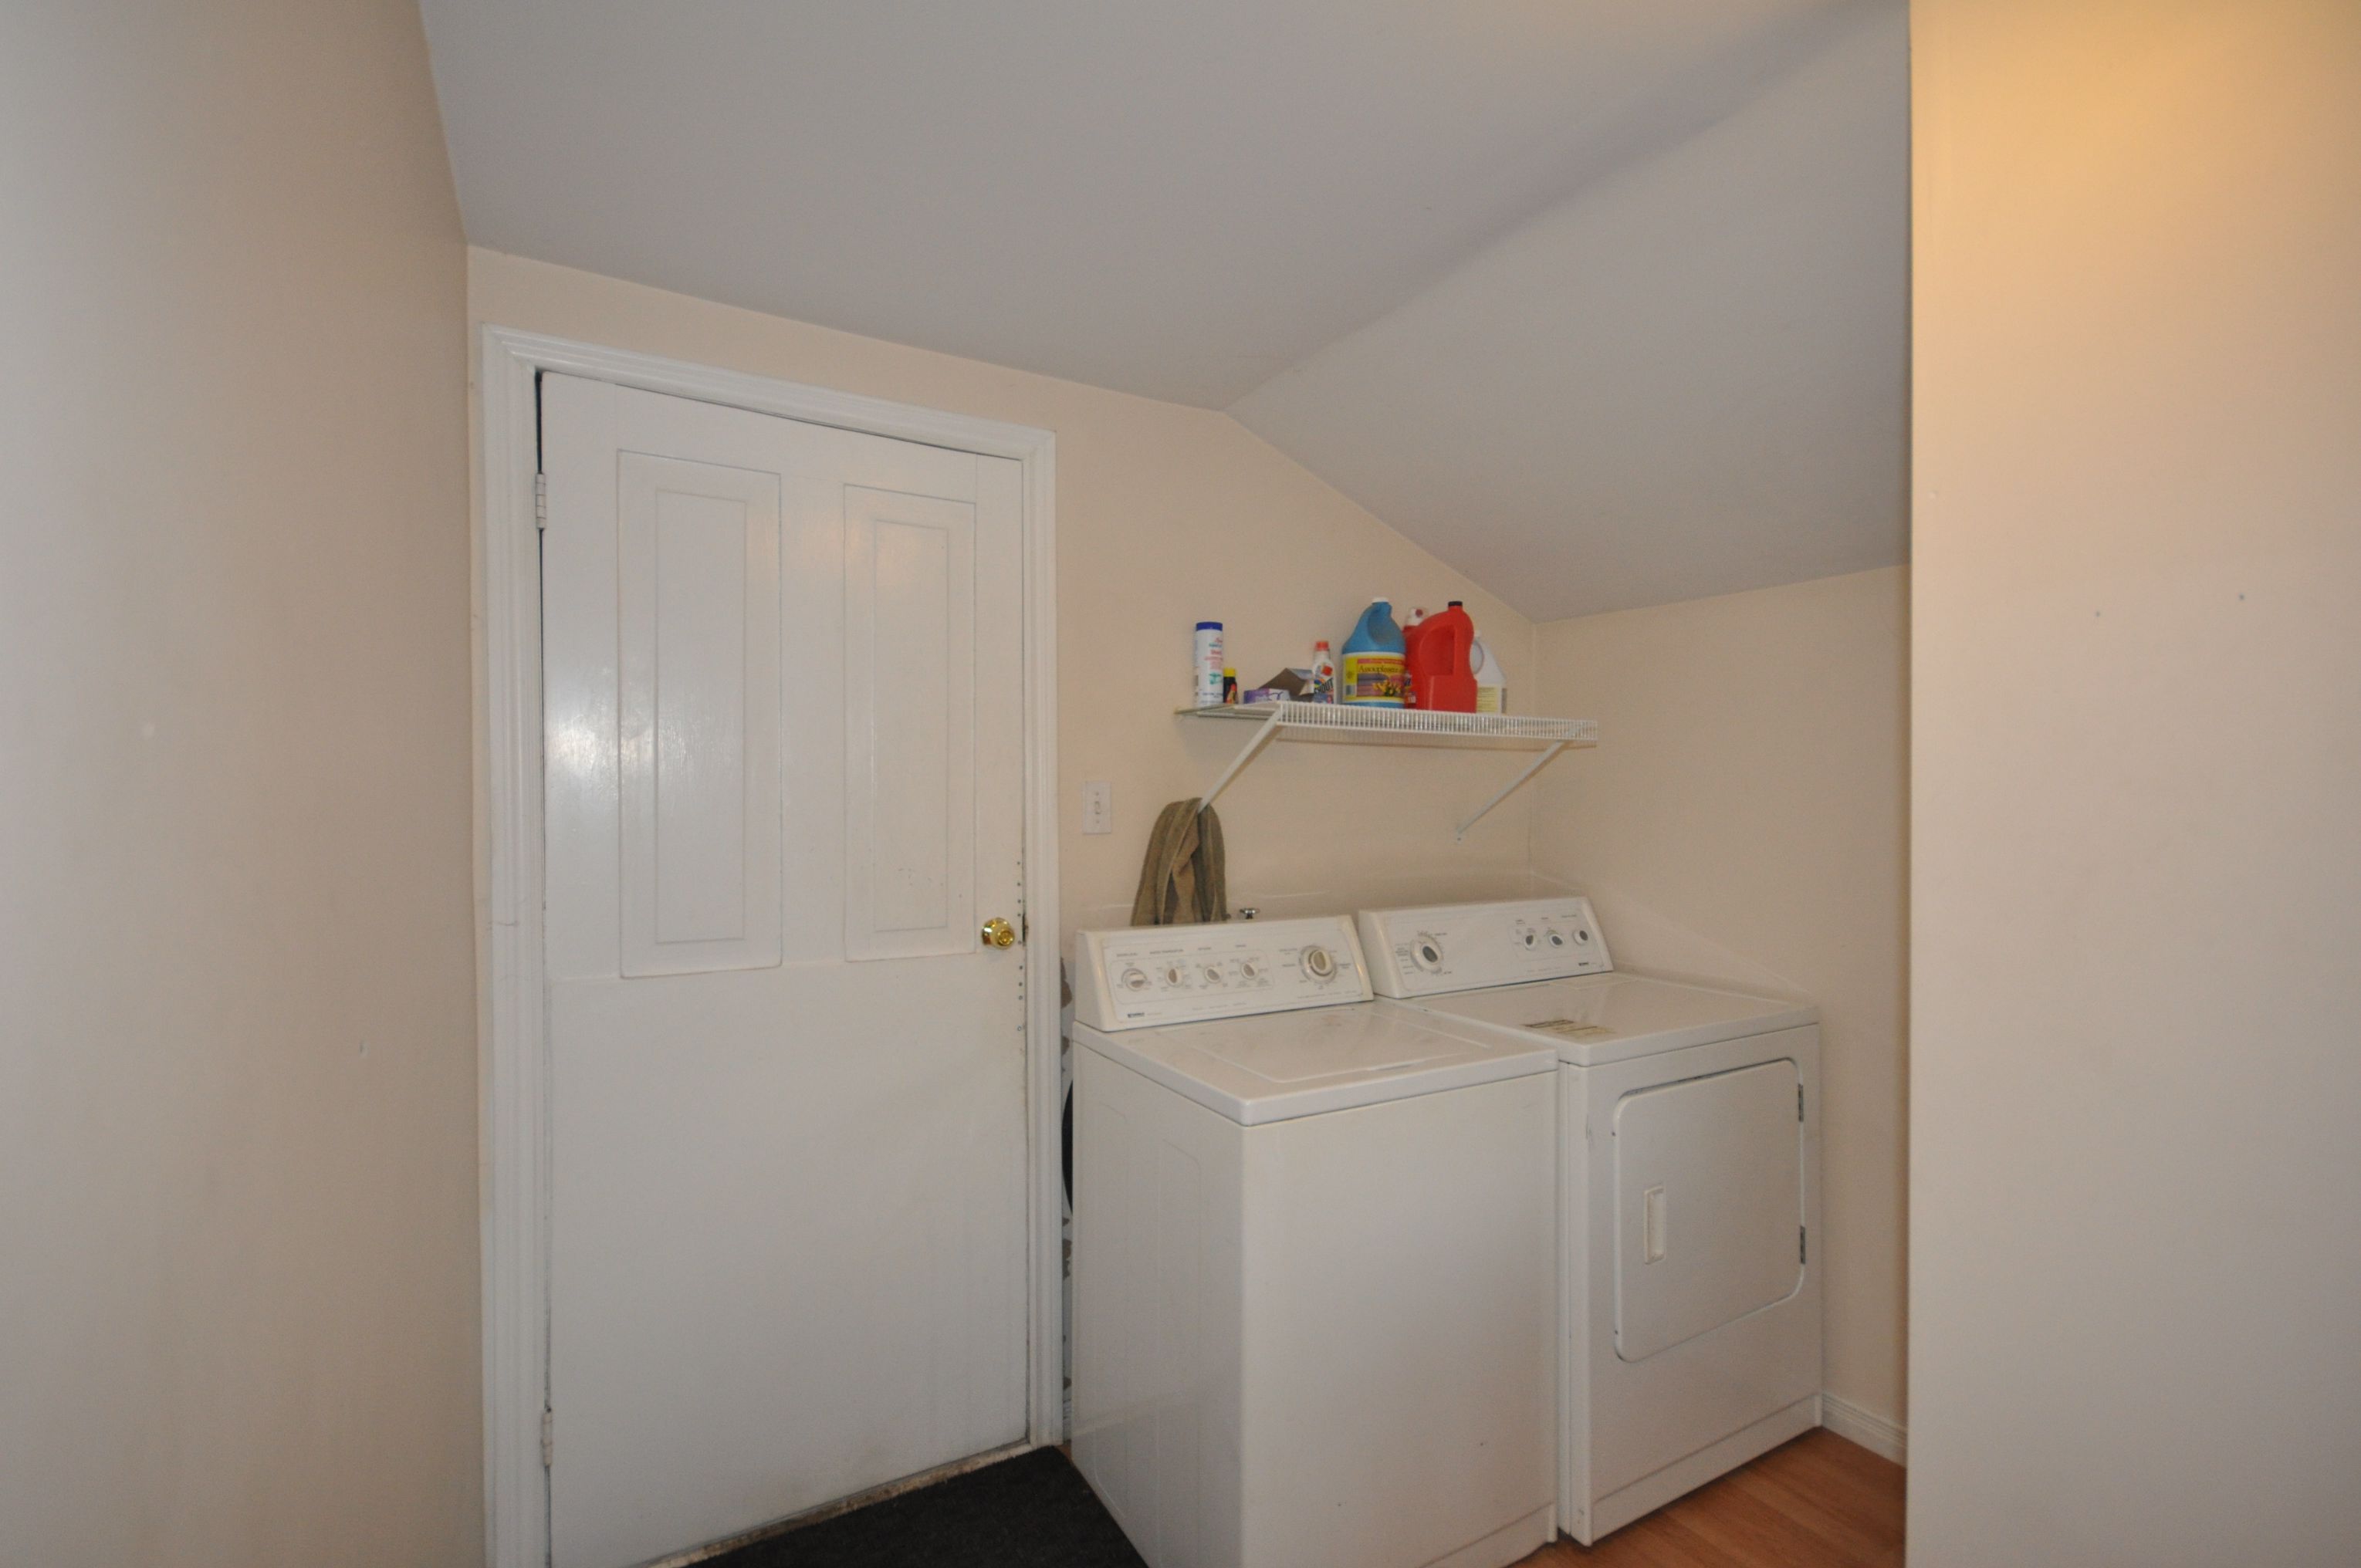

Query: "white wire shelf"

xmin=1177 ymin=701 xmax=1598 ymax=838
xmin=1176 ymin=703 xmax=1596 ymax=743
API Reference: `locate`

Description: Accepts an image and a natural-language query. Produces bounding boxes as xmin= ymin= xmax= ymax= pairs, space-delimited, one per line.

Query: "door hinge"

xmin=534 ymin=471 xmax=549 ymax=529
xmin=541 ymin=1407 xmax=553 ymax=1469
xmin=1800 ymin=1227 xmax=1808 ymax=1266
xmin=1798 ymin=1086 xmax=1806 ymax=1122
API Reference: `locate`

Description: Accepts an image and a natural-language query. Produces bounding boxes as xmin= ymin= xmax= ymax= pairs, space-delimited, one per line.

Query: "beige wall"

xmin=0 ymin=3 xmax=480 ymax=1565
xmin=469 ymin=250 xmax=1542 ymax=949
xmin=1912 ymin=2 xmax=2360 ymax=1562
xmin=1530 ymin=567 xmax=1910 ymax=1440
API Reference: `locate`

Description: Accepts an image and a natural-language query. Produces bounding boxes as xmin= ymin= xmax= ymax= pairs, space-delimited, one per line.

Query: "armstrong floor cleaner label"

xmin=1528 ymin=1018 xmax=1614 ymax=1040
xmin=1341 ymin=652 xmax=1405 ymax=704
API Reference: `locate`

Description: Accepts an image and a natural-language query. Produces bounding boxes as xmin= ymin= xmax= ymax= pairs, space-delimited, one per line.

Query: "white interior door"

xmin=540 ymin=375 xmax=1030 ymax=1568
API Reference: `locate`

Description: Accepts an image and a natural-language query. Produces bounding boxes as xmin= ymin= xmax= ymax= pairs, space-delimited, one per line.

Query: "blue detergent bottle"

xmin=1340 ymin=598 xmax=1407 ymax=707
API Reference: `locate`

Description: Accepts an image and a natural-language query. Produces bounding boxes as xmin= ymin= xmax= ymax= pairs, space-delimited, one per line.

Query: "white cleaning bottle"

xmin=1194 ymin=621 xmax=1225 ymax=708
xmin=1471 ymin=637 xmax=1507 ymax=713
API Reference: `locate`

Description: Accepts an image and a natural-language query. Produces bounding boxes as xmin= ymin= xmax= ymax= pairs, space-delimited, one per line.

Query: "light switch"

xmin=1082 ymin=780 xmax=1113 ymax=835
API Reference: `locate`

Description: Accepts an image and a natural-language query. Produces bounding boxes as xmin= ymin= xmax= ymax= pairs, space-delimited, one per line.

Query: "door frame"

xmin=477 ymin=326 xmax=1060 ymax=1568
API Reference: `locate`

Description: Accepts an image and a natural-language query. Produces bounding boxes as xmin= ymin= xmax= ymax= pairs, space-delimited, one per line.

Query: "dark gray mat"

xmin=705 ymin=1448 xmax=1146 ymax=1568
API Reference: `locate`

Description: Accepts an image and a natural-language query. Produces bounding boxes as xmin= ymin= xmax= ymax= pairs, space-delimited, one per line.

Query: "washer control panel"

xmin=1073 ymin=915 xmax=1372 ymax=1031
xmin=1356 ymin=897 xmax=1612 ymax=997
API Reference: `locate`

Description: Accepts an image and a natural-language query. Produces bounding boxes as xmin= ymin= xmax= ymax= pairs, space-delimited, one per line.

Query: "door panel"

xmin=541 ymin=375 xmax=1029 ymax=1568
xmin=617 ymin=452 xmax=783 ymax=975
xmin=1612 ymin=1059 xmax=1801 ymax=1363
xmin=843 ymin=485 xmax=976 ymax=960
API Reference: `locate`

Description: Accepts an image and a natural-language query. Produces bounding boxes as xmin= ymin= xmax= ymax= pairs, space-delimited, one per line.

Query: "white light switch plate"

xmin=1081 ymin=780 xmax=1113 ymax=834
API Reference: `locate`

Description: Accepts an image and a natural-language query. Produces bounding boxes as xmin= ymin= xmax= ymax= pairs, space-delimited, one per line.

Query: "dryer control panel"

xmin=1073 ymin=916 xmax=1372 ymax=1031
xmin=1358 ymin=897 xmax=1613 ymax=997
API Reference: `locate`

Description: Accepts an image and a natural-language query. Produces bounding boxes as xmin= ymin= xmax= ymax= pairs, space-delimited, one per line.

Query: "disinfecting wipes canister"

xmin=1194 ymin=621 xmax=1224 ymax=708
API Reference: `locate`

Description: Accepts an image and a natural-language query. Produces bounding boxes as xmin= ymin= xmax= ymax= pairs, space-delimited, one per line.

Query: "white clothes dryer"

xmin=1070 ymin=915 xmax=1558 ymax=1568
xmin=1357 ymin=898 xmax=1823 ymax=1545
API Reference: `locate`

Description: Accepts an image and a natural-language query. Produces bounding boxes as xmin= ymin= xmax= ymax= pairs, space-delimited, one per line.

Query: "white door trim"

xmin=477 ymin=326 xmax=1060 ymax=1568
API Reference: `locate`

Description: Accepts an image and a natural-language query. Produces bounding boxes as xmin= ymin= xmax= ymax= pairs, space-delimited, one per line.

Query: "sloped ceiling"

xmin=421 ymin=0 xmax=1906 ymax=618
xmin=1230 ymin=4 xmax=1907 ymax=618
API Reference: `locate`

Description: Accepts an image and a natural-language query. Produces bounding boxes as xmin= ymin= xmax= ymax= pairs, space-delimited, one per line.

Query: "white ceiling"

xmin=421 ymin=0 xmax=1907 ymax=618
xmin=1230 ymin=2 xmax=1907 ymax=619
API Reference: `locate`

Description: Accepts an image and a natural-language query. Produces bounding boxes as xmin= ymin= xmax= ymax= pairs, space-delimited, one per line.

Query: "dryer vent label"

xmin=1528 ymin=1018 xmax=1613 ymax=1040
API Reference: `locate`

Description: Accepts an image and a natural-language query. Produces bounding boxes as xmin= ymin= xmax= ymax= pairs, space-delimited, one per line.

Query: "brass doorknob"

xmin=981 ymin=917 xmax=1019 ymax=949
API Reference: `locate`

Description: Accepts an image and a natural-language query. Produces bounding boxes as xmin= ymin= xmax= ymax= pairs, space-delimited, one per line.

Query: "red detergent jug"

xmin=1405 ymin=601 xmax=1477 ymax=711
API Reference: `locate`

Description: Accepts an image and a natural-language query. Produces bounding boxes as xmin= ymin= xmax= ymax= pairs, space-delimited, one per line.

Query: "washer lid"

xmin=1397 ymin=973 xmax=1815 ymax=1065
xmin=1072 ymin=1002 xmax=1554 ymax=1125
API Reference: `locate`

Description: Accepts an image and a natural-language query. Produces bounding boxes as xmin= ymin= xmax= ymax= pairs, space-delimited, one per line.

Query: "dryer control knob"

xmin=1300 ymin=945 xmax=1337 ymax=982
xmin=1413 ymin=937 xmax=1446 ymax=972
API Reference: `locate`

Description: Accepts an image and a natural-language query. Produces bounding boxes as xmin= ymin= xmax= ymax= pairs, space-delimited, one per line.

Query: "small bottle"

xmin=1402 ymin=608 xmax=1430 ymax=707
xmin=1222 ymin=667 xmax=1240 ymax=705
xmin=1194 ymin=621 xmax=1224 ymax=708
xmin=1309 ymin=640 xmax=1338 ymax=702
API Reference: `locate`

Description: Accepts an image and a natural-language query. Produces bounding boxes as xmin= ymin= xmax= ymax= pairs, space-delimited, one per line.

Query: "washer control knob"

xmin=1520 ymin=929 xmax=1539 ymax=949
xmin=1202 ymin=964 xmax=1225 ymax=985
xmin=1120 ymin=966 xmax=1151 ymax=992
xmin=1164 ymin=965 xmax=1189 ymax=988
xmin=1301 ymin=945 xmax=1337 ymax=982
xmin=1239 ymin=959 xmax=1262 ymax=982
xmin=1413 ymin=937 xmax=1446 ymax=972
xmin=1546 ymin=929 xmax=1568 ymax=948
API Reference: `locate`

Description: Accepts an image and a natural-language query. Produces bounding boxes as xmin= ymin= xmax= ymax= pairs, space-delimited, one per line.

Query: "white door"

xmin=540 ymin=375 xmax=1031 ymax=1568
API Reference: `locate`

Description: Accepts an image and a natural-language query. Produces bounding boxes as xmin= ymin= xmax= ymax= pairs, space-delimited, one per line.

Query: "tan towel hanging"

xmin=1131 ymin=799 xmax=1228 ymax=926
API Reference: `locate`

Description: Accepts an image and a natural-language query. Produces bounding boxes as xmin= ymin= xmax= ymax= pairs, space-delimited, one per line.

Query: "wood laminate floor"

xmin=1514 ymin=1431 xmax=1905 ymax=1568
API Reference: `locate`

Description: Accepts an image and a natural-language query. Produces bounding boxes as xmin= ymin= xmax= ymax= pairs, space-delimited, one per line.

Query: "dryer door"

xmin=1612 ymin=1059 xmax=1803 ymax=1362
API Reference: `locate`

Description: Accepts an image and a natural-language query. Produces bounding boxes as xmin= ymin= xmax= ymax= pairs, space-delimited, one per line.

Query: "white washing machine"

xmin=1357 ymin=897 xmax=1822 ymax=1546
xmin=1069 ymin=914 xmax=1558 ymax=1568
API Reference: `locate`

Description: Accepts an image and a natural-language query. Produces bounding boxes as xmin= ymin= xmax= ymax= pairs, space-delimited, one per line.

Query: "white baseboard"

xmin=1821 ymin=1392 xmax=1907 ymax=1466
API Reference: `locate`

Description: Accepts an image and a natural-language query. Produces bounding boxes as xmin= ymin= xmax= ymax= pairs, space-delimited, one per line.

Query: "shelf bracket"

xmin=1455 ymin=741 xmax=1567 ymax=841
xmin=1197 ymin=704 xmax=1288 ymax=813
